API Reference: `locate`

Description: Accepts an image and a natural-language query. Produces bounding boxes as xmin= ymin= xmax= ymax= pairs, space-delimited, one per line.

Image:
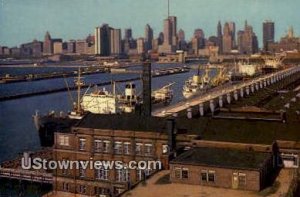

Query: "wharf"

xmin=152 ymin=66 xmax=300 ymax=117
xmin=0 ymin=149 xmax=53 ymax=184
xmin=0 ymin=66 xmax=189 ymax=101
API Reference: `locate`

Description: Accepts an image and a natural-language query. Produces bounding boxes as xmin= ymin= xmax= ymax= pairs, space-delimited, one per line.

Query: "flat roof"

xmin=171 ymin=147 xmax=271 ymax=170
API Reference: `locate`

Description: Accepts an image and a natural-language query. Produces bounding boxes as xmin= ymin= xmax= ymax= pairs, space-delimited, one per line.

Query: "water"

xmin=0 ymin=62 xmax=217 ymax=196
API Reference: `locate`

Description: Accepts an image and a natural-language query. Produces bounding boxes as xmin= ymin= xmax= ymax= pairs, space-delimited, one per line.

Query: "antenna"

xmin=168 ymin=0 xmax=170 ymax=17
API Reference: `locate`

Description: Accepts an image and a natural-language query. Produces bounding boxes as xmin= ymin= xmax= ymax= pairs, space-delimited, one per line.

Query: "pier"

xmin=0 ymin=149 xmax=53 ymax=184
xmin=0 ymin=66 xmax=189 ymax=101
xmin=152 ymin=66 xmax=300 ymax=117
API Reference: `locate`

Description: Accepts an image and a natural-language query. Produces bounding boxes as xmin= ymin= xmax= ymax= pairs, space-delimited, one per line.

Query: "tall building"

xmin=177 ymin=29 xmax=187 ymax=50
xmin=217 ymin=21 xmax=223 ymax=53
xmin=137 ymin=38 xmax=145 ymax=54
xmin=222 ymin=22 xmax=233 ymax=53
xmin=145 ymin=24 xmax=153 ymax=51
xmin=237 ymin=21 xmax=259 ymax=54
xmin=263 ymin=21 xmax=275 ymax=51
xmin=95 ymin=24 xmax=111 ymax=56
xmin=43 ymin=31 xmax=52 ymax=55
xmin=53 ymin=41 xmax=63 ymax=54
xmin=228 ymin=22 xmax=236 ymax=48
xmin=124 ymin=28 xmax=133 ymax=40
xmin=159 ymin=16 xmax=177 ymax=53
xmin=194 ymin=29 xmax=205 ymax=49
xmin=110 ymin=28 xmax=121 ymax=55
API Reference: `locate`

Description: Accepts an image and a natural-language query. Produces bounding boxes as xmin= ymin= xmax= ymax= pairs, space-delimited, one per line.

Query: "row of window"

xmin=58 ymin=135 xmax=169 ymax=156
xmin=79 ymin=138 xmax=156 ymax=156
xmin=174 ymin=168 xmax=215 ymax=182
xmin=77 ymin=167 xmax=153 ymax=182
xmin=62 ymin=184 xmax=122 ymax=195
xmin=174 ymin=168 xmax=247 ymax=187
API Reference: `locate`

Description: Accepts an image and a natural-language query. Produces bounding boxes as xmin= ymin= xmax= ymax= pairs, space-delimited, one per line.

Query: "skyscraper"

xmin=222 ymin=22 xmax=233 ymax=53
xmin=159 ymin=16 xmax=177 ymax=53
xmin=95 ymin=24 xmax=111 ymax=56
xmin=194 ymin=28 xmax=205 ymax=49
xmin=110 ymin=28 xmax=121 ymax=55
xmin=238 ymin=21 xmax=259 ymax=54
xmin=228 ymin=22 xmax=236 ymax=48
xmin=124 ymin=28 xmax=132 ymax=40
xmin=43 ymin=31 xmax=52 ymax=55
xmin=263 ymin=21 xmax=275 ymax=51
xmin=217 ymin=21 xmax=223 ymax=53
xmin=145 ymin=24 xmax=153 ymax=51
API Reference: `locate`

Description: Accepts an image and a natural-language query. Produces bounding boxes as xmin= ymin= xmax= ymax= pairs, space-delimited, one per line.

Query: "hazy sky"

xmin=0 ymin=0 xmax=299 ymax=47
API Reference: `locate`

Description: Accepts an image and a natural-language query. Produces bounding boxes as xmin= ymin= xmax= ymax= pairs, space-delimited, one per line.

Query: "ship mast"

xmin=77 ymin=67 xmax=81 ymax=114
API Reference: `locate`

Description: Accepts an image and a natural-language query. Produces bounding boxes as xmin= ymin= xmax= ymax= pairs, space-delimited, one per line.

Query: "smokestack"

xmin=142 ymin=59 xmax=152 ymax=117
xmin=167 ymin=118 xmax=176 ymax=159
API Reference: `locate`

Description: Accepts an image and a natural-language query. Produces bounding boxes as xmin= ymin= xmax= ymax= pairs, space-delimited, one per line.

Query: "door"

xmin=232 ymin=172 xmax=239 ymax=189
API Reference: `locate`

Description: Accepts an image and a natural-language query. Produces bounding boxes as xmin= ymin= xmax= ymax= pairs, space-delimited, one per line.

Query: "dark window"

xmin=208 ymin=171 xmax=215 ymax=182
xmin=201 ymin=171 xmax=208 ymax=181
xmin=182 ymin=169 xmax=189 ymax=179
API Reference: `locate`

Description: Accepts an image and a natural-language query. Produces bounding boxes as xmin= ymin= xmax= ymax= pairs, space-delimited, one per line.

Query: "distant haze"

xmin=0 ymin=0 xmax=299 ymax=47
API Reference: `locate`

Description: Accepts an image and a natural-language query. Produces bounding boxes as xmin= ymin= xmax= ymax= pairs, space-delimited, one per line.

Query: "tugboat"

xmin=182 ymin=66 xmax=211 ymax=99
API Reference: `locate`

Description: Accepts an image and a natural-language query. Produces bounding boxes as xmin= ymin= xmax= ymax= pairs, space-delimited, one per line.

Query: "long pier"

xmin=152 ymin=66 xmax=300 ymax=117
xmin=0 ymin=67 xmax=189 ymax=101
xmin=0 ymin=168 xmax=52 ymax=184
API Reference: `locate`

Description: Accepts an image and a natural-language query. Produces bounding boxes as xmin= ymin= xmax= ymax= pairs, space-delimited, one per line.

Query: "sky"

xmin=0 ymin=0 xmax=299 ymax=47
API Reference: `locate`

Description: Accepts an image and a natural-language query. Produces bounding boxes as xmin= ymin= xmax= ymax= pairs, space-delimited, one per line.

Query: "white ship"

xmin=152 ymin=82 xmax=175 ymax=105
xmin=263 ymin=55 xmax=285 ymax=69
xmin=238 ymin=61 xmax=258 ymax=77
xmin=182 ymin=67 xmax=211 ymax=99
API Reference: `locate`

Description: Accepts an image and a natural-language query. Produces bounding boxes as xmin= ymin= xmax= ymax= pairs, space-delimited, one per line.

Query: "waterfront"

xmin=0 ymin=62 xmax=209 ymax=163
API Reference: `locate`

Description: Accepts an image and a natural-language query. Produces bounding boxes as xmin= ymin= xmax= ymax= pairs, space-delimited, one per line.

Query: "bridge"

xmin=152 ymin=66 xmax=300 ymax=117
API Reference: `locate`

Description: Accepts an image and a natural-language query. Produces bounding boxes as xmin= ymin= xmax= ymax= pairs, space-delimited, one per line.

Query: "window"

xmin=174 ymin=168 xmax=181 ymax=179
xmin=95 ymin=168 xmax=109 ymax=180
xmin=95 ymin=187 xmax=110 ymax=195
xmin=124 ymin=142 xmax=131 ymax=155
xmin=144 ymin=144 xmax=153 ymax=156
xmin=59 ymin=135 xmax=69 ymax=146
xmin=137 ymin=169 xmax=144 ymax=181
xmin=238 ymin=173 xmax=246 ymax=187
xmin=78 ymin=185 xmax=86 ymax=194
xmin=79 ymin=165 xmax=85 ymax=178
xmin=103 ymin=140 xmax=110 ymax=153
xmin=79 ymin=138 xmax=86 ymax=151
xmin=135 ymin=143 xmax=143 ymax=155
xmin=62 ymin=182 xmax=69 ymax=191
xmin=114 ymin=142 xmax=123 ymax=154
xmin=182 ymin=168 xmax=189 ymax=179
xmin=94 ymin=139 xmax=102 ymax=153
xmin=116 ymin=169 xmax=130 ymax=182
xmin=201 ymin=170 xmax=208 ymax=181
xmin=162 ymin=144 xmax=168 ymax=154
xmin=208 ymin=171 xmax=215 ymax=182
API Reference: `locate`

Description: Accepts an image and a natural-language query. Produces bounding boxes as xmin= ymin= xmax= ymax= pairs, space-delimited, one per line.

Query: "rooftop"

xmin=171 ymin=147 xmax=271 ymax=170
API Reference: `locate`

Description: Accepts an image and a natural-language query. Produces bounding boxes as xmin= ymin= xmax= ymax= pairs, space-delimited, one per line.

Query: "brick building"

xmin=170 ymin=147 xmax=274 ymax=191
xmin=53 ymin=114 xmax=190 ymax=196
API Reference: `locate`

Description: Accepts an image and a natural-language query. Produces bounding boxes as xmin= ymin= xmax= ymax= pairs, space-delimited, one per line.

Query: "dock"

xmin=152 ymin=66 xmax=300 ymax=117
xmin=0 ymin=149 xmax=53 ymax=184
xmin=0 ymin=66 xmax=189 ymax=101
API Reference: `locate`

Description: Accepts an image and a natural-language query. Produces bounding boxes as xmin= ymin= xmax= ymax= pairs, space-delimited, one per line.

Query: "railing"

xmin=0 ymin=167 xmax=53 ymax=184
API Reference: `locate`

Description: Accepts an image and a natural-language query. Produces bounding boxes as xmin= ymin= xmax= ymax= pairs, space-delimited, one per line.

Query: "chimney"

xmin=141 ymin=59 xmax=152 ymax=117
xmin=167 ymin=118 xmax=176 ymax=159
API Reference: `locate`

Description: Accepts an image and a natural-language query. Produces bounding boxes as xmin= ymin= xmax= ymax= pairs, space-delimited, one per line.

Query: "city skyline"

xmin=0 ymin=0 xmax=299 ymax=47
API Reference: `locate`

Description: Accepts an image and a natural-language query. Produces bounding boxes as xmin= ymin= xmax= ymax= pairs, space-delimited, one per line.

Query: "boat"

xmin=152 ymin=82 xmax=175 ymax=105
xmin=182 ymin=66 xmax=211 ymax=99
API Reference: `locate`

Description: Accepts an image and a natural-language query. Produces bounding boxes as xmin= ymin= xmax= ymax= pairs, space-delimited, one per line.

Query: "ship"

xmin=33 ymin=65 xmax=175 ymax=146
xmin=151 ymin=82 xmax=175 ymax=106
xmin=182 ymin=66 xmax=211 ymax=99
